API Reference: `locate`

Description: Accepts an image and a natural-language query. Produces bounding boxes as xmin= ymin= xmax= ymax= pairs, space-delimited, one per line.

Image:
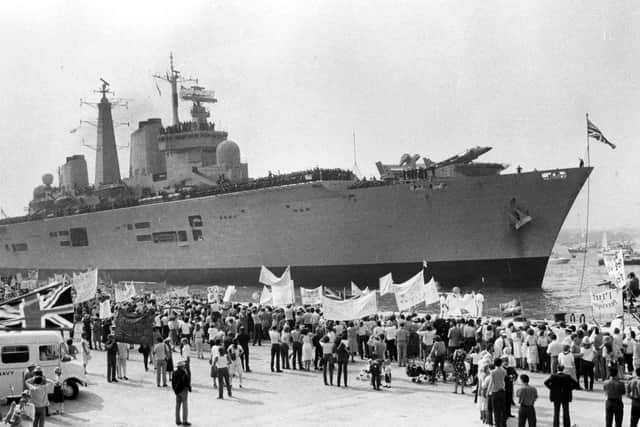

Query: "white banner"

xmin=393 ymin=271 xmax=426 ymax=311
xmin=259 ymin=265 xmax=291 ymax=286
xmin=442 ymin=292 xmax=481 ymax=316
xmin=424 ymin=277 xmax=440 ymax=305
xmin=272 ymin=280 xmax=295 ymax=307
xmin=173 ymin=286 xmax=190 ymax=298
xmin=379 ymin=273 xmax=393 ymax=295
xmin=301 ymin=286 xmax=322 ymax=305
xmin=321 ymin=291 xmax=378 ymax=321
xmin=223 ymin=285 xmax=237 ymax=302
xmin=604 ymin=250 xmax=626 ymax=289
xmin=99 ymin=299 xmax=112 ymax=319
xmin=351 ymin=282 xmax=363 ymax=297
xmin=115 ymin=282 xmax=137 ymax=303
xmin=591 ymin=286 xmax=623 ymax=322
xmin=73 ymin=269 xmax=98 ymax=303
xmin=260 ymin=286 xmax=272 ymax=305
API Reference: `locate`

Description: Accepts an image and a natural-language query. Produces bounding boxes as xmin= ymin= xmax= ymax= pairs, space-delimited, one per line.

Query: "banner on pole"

xmin=73 ymin=269 xmax=98 ymax=303
xmin=260 ymin=286 xmax=272 ymax=305
xmin=259 ymin=266 xmax=291 ymax=286
xmin=301 ymin=286 xmax=322 ymax=305
xmin=424 ymin=277 xmax=440 ymax=305
xmin=591 ymin=286 xmax=623 ymax=323
xmin=223 ymin=285 xmax=237 ymax=302
xmin=379 ymin=273 xmax=393 ymax=295
xmin=321 ymin=291 xmax=378 ymax=321
xmin=393 ymin=271 xmax=425 ymax=311
xmin=114 ymin=310 xmax=154 ymax=346
xmin=604 ymin=250 xmax=626 ymax=289
xmin=115 ymin=282 xmax=137 ymax=303
xmin=99 ymin=299 xmax=112 ymax=319
xmin=272 ymin=280 xmax=294 ymax=307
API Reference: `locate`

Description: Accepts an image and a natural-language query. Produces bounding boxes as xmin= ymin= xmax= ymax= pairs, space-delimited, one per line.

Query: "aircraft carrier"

xmin=0 ymin=56 xmax=591 ymax=289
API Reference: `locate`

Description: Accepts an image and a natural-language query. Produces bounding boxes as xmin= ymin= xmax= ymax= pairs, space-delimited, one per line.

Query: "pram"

xmin=406 ymin=359 xmax=429 ymax=384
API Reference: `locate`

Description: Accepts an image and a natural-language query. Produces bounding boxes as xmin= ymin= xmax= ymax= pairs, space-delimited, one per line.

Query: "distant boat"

xmin=549 ymin=253 xmax=571 ymax=265
xmin=597 ymin=232 xmax=639 ymax=265
xmin=567 ymin=246 xmax=587 ymax=254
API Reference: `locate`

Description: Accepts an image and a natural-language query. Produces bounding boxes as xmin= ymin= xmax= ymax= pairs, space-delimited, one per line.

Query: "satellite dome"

xmin=42 ymin=173 xmax=54 ymax=186
xmin=216 ymin=140 xmax=241 ymax=166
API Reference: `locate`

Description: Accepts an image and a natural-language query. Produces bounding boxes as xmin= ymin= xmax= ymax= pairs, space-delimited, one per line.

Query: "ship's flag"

xmin=0 ymin=282 xmax=74 ymax=330
xmin=587 ymin=118 xmax=616 ymax=149
xmin=72 ymin=269 xmax=99 ymax=304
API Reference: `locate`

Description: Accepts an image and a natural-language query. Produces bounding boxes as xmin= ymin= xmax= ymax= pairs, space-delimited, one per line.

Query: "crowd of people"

xmin=7 ymin=283 xmax=640 ymax=426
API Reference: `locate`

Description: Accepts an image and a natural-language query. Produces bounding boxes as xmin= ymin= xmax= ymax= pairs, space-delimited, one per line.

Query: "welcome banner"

xmin=591 ymin=286 xmax=622 ymax=322
xmin=321 ymin=291 xmax=378 ymax=320
xmin=300 ymin=286 xmax=322 ymax=305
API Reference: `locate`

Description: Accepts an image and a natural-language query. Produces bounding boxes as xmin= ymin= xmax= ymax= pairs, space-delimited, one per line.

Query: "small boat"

xmin=567 ymin=246 xmax=587 ymax=254
xmin=549 ymin=254 xmax=571 ymax=265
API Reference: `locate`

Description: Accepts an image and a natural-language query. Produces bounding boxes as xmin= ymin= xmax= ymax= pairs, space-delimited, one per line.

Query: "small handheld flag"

xmin=587 ymin=118 xmax=616 ymax=149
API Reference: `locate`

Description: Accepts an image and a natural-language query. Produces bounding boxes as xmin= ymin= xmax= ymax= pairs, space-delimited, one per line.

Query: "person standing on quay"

xmin=627 ymin=367 xmax=640 ymax=427
xmin=335 ymin=333 xmax=350 ymax=387
xmin=603 ymin=366 xmax=625 ymax=427
xmin=153 ymin=336 xmax=168 ymax=387
xmin=544 ymin=365 xmax=579 ymax=427
xmin=268 ymin=326 xmax=282 ymax=372
xmin=105 ymin=334 xmax=118 ymax=383
xmin=172 ymin=360 xmax=191 ymax=426
xmin=515 ymin=374 xmax=537 ymax=427
xmin=212 ymin=347 xmax=232 ymax=399
xmin=396 ymin=322 xmax=409 ymax=367
xmin=237 ymin=326 xmax=251 ymax=372
xmin=487 ymin=357 xmax=507 ymax=427
xmin=322 ymin=335 xmax=335 ymax=386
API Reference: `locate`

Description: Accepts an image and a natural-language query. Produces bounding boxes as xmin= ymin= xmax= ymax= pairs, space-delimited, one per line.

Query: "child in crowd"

xmin=424 ymin=357 xmax=436 ymax=384
xmin=51 ymin=367 xmax=64 ymax=415
xmin=383 ymin=359 xmax=392 ymax=388
xmin=369 ymin=359 xmax=382 ymax=390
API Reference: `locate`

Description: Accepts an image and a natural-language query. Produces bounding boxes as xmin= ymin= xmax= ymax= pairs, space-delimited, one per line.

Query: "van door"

xmin=0 ymin=344 xmax=30 ymax=398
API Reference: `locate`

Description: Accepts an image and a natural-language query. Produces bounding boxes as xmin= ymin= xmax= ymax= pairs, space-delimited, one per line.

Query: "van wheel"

xmin=62 ymin=381 xmax=79 ymax=400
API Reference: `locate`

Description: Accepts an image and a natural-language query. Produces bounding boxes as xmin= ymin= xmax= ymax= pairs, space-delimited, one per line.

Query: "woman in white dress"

xmin=302 ymin=332 xmax=314 ymax=371
xmin=511 ymin=329 xmax=523 ymax=369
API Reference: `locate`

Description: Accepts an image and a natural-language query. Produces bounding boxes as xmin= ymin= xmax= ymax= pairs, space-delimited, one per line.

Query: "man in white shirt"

xmin=557 ymin=345 xmax=577 ymax=382
xmin=547 ymin=334 xmax=564 ymax=374
xmin=268 ymin=327 xmax=282 ymax=372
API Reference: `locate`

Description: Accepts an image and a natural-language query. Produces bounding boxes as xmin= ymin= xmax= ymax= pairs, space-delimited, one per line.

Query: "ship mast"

xmin=153 ymin=53 xmax=197 ymax=126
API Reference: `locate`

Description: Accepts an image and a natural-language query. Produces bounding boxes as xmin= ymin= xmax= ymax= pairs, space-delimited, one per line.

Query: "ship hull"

xmin=0 ymin=167 xmax=591 ymax=289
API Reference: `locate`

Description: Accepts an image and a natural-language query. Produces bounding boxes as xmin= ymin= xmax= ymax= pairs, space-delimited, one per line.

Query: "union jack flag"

xmin=587 ymin=118 xmax=616 ymax=149
xmin=0 ymin=282 xmax=75 ymax=330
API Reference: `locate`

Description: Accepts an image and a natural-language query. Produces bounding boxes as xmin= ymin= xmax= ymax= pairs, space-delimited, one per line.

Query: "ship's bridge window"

xmin=135 ymin=222 xmax=151 ymax=229
xmin=136 ymin=235 xmax=152 ymax=242
xmin=58 ymin=230 xmax=69 ymax=236
xmin=152 ymin=231 xmax=177 ymax=243
xmin=70 ymin=228 xmax=89 ymax=247
xmin=188 ymin=215 xmax=203 ymax=227
xmin=192 ymin=229 xmax=204 ymax=241
xmin=12 ymin=243 xmax=28 ymax=252
xmin=178 ymin=231 xmax=188 ymax=242
xmin=49 ymin=232 xmax=57 ymax=238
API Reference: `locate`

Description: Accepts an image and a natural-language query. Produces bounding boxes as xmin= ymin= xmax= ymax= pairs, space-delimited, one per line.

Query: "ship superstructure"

xmin=0 ymin=56 xmax=591 ymax=288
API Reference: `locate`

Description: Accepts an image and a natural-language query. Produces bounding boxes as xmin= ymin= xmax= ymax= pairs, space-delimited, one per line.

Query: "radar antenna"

xmin=153 ymin=52 xmax=197 ymax=126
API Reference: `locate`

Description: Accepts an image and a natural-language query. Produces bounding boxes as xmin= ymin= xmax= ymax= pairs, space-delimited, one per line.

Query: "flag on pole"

xmin=587 ymin=118 xmax=616 ymax=149
xmin=223 ymin=286 xmax=237 ymax=302
xmin=379 ymin=273 xmax=393 ymax=296
xmin=260 ymin=286 xmax=272 ymax=305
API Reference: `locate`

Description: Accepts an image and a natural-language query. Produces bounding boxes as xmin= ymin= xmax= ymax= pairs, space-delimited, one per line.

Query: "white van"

xmin=0 ymin=331 xmax=87 ymax=400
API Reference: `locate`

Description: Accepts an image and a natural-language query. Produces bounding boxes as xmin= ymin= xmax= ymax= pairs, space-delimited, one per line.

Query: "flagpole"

xmin=578 ymin=113 xmax=591 ymax=293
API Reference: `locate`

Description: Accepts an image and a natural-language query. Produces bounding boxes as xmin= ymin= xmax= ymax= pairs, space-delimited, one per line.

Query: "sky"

xmin=0 ymin=1 xmax=638 ymax=230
